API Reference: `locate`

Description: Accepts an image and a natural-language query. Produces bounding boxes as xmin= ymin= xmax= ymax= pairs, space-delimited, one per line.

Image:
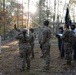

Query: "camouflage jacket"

xmin=40 ymin=26 xmax=51 ymax=46
xmin=15 ymin=33 xmax=30 ymax=49
xmin=62 ymin=29 xmax=76 ymax=44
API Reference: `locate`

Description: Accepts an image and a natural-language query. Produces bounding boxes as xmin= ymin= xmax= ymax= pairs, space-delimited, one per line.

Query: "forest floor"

xmin=0 ymin=39 xmax=76 ymax=75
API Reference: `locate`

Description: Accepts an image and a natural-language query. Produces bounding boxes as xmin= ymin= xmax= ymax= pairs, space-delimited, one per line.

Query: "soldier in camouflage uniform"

xmin=29 ymin=28 xmax=35 ymax=58
xmin=71 ymin=25 xmax=76 ymax=60
xmin=14 ymin=24 xmax=26 ymax=57
xmin=40 ymin=20 xmax=51 ymax=70
xmin=15 ymin=28 xmax=31 ymax=71
xmin=62 ymin=24 xmax=75 ymax=65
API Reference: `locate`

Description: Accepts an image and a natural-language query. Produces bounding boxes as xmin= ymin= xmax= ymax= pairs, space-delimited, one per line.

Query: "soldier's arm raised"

xmin=14 ymin=24 xmax=20 ymax=32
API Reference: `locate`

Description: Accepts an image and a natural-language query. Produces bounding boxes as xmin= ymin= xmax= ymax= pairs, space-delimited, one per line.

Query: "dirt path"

xmin=0 ymin=39 xmax=76 ymax=75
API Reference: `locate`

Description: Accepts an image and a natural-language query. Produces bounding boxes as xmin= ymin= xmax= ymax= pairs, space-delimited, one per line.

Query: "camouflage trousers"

xmin=42 ymin=45 xmax=50 ymax=68
xmin=30 ymin=42 xmax=34 ymax=58
xmin=64 ymin=43 xmax=72 ymax=64
xmin=19 ymin=47 xmax=31 ymax=69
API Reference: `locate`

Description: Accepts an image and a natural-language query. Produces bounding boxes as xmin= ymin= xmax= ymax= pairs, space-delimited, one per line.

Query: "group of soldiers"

xmin=15 ymin=20 xmax=51 ymax=71
xmin=15 ymin=20 xmax=76 ymax=72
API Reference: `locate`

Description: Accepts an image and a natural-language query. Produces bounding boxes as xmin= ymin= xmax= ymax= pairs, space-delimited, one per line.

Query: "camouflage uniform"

xmin=62 ymin=29 xmax=75 ymax=65
xmin=41 ymin=25 xmax=51 ymax=69
xmin=29 ymin=31 xmax=35 ymax=58
xmin=15 ymin=31 xmax=31 ymax=70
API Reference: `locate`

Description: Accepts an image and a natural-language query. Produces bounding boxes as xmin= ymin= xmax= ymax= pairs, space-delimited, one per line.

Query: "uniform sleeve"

xmin=14 ymin=25 xmax=21 ymax=32
xmin=15 ymin=33 xmax=23 ymax=40
xmin=70 ymin=32 xmax=76 ymax=44
xmin=41 ymin=29 xmax=47 ymax=44
xmin=49 ymin=29 xmax=51 ymax=38
xmin=75 ymin=36 xmax=76 ymax=43
xmin=32 ymin=33 xmax=35 ymax=41
xmin=47 ymin=28 xmax=51 ymax=41
xmin=61 ymin=31 xmax=67 ymax=41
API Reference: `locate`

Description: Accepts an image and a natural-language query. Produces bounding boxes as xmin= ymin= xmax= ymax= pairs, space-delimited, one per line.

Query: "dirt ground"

xmin=0 ymin=39 xmax=76 ymax=75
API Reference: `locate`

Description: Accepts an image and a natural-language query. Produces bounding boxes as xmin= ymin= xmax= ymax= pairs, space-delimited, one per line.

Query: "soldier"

xmin=40 ymin=20 xmax=51 ymax=70
xmin=29 ymin=28 xmax=35 ymax=59
xmin=14 ymin=24 xmax=26 ymax=57
xmin=62 ymin=24 xmax=75 ymax=65
xmin=55 ymin=27 xmax=64 ymax=58
xmin=15 ymin=28 xmax=31 ymax=71
xmin=71 ymin=25 xmax=76 ymax=60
